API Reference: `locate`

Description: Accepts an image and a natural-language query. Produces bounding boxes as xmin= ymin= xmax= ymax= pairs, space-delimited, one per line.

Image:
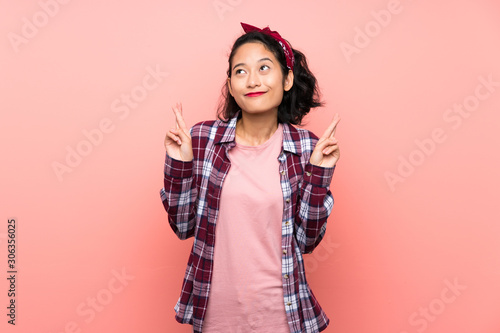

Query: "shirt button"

xmin=284 ymin=274 xmax=289 ymax=279
xmin=305 ymin=171 xmax=312 ymax=176
xmin=286 ymin=301 xmax=292 ymax=306
xmin=285 ymin=198 xmax=290 ymax=203
xmin=285 ymin=221 xmax=290 ymax=225
xmin=282 ymin=249 xmax=287 ymax=255
xmin=280 ymin=170 xmax=286 ymax=175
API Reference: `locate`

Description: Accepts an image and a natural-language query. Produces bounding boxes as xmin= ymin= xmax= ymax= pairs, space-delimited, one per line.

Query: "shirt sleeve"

xmin=294 ymin=162 xmax=336 ymax=254
xmin=159 ymin=152 xmax=198 ymax=240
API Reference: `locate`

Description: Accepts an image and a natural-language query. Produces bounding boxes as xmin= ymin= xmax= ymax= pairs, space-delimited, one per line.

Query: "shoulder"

xmin=283 ymin=123 xmax=319 ymax=155
xmin=190 ymin=119 xmax=216 ymax=133
xmin=189 ymin=118 xmax=225 ymax=138
xmin=294 ymin=126 xmax=319 ymax=141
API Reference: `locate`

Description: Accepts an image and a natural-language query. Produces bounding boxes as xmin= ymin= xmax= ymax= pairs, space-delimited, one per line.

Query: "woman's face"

xmin=228 ymin=42 xmax=293 ymax=117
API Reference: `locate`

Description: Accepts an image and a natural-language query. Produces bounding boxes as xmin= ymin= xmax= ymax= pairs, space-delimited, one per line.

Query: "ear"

xmin=227 ymin=77 xmax=233 ymax=97
xmin=284 ymin=70 xmax=294 ymax=92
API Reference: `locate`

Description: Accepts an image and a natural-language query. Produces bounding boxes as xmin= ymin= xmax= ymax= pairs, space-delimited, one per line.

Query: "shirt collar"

xmin=214 ymin=110 xmax=302 ymax=156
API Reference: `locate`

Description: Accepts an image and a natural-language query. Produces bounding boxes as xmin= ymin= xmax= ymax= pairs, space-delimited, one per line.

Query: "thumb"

xmin=170 ymin=127 xmax=190 ymax=142
xmin=314 ymin=137 xmax=333 ymax=153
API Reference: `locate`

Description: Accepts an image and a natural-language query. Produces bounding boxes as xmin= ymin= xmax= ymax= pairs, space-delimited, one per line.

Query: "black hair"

xmin=216 ymin=30 xmax=323 ymax=125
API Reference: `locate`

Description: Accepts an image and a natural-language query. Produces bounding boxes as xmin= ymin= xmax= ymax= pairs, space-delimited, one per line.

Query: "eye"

xmin=235 ymin=68 xmax=246 ymax=75
xmin=260 ymin=64 xmax=270 ymax=71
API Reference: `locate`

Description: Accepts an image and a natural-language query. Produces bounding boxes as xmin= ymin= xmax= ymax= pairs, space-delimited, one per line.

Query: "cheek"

xmin=231 ymin=78 xmax=245 ymax=92
xmin=229 ymin=80 xmax=244 ymax=98
xmin=268 ymin=76 xmax=285 ymax=96
xmin=275 ymin=90 xmax=285 ymax=102
xmin=268 ymin=72 xmax=286 ymax=89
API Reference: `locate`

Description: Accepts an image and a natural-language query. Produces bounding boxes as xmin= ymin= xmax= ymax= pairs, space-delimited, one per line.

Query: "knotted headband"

xmin=240 ymin=22 xmax=295 ymax=71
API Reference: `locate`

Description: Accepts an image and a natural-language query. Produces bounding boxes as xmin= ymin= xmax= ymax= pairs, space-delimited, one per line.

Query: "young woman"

xmin=160 ymin=22 xmax=340 ymax=333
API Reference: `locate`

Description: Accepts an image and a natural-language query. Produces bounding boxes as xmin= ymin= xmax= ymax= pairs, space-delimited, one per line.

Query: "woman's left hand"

xmin=309 ymin=113 xmax=341 ymax=168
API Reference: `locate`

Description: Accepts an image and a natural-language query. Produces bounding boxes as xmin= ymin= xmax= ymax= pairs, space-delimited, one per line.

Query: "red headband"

xmin=240 ymin=22 xmax=295 ymax=71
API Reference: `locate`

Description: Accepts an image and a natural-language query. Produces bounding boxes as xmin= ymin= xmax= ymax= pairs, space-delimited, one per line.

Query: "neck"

xmin=236 ymin=109 xmax=279 ymax=146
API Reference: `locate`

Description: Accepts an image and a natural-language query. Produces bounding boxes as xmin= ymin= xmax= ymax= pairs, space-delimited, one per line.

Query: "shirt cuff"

xmin=303 ymin=163 xmax=335 ymax=187
xmin=164 ymin=153 xmax=193 ymax=179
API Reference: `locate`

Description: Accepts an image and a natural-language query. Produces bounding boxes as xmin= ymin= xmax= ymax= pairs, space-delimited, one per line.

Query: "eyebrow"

xmin=232 ymin=57 xmax=274 ymax=71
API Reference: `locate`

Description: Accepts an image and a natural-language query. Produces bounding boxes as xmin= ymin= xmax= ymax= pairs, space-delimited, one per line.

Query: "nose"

xmin=247 ymin=70 xmax=261 ymax=88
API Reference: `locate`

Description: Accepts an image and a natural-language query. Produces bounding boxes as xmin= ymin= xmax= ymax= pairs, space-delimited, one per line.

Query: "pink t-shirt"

xmin=202 ymin=122 xmax=290 ymax=333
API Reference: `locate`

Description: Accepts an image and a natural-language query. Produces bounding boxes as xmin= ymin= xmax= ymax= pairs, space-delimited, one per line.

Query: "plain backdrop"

xmin=1 ymin=0 xmax=499 ymax=332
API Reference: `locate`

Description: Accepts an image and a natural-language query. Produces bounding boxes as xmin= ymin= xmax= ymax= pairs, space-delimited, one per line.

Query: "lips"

xmin=245 ymin=91 xmax=266 ymax=97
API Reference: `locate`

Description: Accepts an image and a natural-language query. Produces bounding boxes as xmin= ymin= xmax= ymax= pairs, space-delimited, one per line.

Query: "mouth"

xmin=245 ymin=91 xmax=266 ymax=97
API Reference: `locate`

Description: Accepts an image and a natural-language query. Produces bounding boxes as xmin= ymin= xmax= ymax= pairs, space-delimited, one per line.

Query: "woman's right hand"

xmin=164 ymin=102 xmax=193 ymax=161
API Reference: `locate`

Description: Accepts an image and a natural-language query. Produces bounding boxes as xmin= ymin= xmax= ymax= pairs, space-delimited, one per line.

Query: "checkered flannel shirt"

xmin=160 ymin=110 xmax=336 ymax=333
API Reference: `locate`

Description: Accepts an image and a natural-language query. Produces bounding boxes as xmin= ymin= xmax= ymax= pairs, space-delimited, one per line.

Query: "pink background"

xmin=1 ymin=0 xmax=500 ymax=332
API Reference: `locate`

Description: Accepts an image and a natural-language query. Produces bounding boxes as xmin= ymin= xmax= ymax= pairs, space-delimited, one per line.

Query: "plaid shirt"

xmin=160 ymin=110 xmax=336 ymax=333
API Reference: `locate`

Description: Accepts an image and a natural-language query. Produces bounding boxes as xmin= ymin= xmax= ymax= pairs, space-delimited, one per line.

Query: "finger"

xmin=317 ymin=137 xmax=338 ymax=152
xmin=166 ymin=129 xmax=181 ymax=145
xmin=165 ymin=130 xmax=176 ymax=145
xmin=329 ymin=113 xmax=341 ymax=138
xmin=172 ymin=105 xmax=179 ymax=130
xmin=173 ymin=103 xmax=189 ymax=133
xmin=322 ymin=113 xmax=340 ymax=139
xmin=315 ymin=137 xmax=337 ymax=151
xmin=322 ymin=144 xmax=339 ymax=155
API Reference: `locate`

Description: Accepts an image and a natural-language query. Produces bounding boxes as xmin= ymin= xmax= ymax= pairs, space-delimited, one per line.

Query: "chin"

xmin=239 ymin=103 xmax=280 ymax=115
xmin=240 ymin=108 xmax=278 ymax=116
